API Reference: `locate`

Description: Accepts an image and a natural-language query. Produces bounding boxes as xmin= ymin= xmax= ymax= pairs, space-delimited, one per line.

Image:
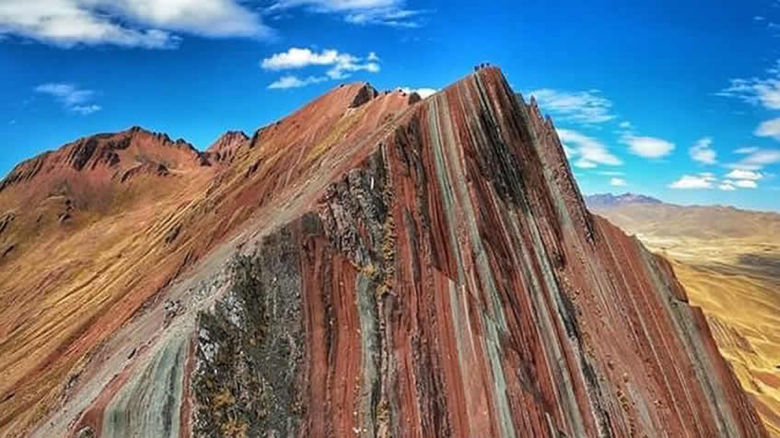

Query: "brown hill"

xmin=592 ymin=201 xmax=780 ymax=436
xmin=0 ymin=69 xmax=766 ymax=437
xmin=589 ymin=202 xmax=780 ymax=243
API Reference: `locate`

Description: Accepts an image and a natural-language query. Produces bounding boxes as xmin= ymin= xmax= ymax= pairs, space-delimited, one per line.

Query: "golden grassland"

xmin=593 ymin=204 xmax=780 ymax=436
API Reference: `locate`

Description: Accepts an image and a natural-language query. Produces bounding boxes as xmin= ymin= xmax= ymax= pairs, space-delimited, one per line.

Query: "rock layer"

xmin=0 ymin=68 xmax=767 ymax=437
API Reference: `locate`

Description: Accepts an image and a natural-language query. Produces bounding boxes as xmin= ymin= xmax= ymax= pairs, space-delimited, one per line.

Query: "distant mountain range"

xmin=587 ymin=193 xmax=780 ymax=241
xmin=585 ymin=192 xmax=663 ymax=208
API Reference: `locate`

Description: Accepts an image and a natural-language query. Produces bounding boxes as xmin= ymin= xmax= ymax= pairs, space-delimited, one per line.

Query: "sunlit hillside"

xmin=591 ymin=202 xmax=780 ymax=436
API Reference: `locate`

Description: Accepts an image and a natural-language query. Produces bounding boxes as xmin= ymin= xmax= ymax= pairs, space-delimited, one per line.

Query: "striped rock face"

xmin=1 ymin=68 xmax=767 ymax=437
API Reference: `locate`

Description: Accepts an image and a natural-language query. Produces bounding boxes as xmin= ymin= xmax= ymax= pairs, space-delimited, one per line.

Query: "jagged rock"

xmin=1 ymin=245 xmax=14 ymax=258
xmin=350 ymin=83 xmax=380 ymax=108
xmin=75 ymin=426 xmax=94 ymax=438
xmin=0 ymin=213 xmax=14 ymax=237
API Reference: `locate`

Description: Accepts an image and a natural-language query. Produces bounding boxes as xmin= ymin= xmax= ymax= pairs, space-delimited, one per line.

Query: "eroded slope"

xmin=0 ymin=83 xmax=416 ymax=437
xmin=15 ymin=68 xmax=766 ymax=438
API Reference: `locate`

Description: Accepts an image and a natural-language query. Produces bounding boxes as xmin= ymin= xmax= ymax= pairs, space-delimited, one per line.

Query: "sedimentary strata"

xmin=0 ymin=68 xmax=766 ymax=437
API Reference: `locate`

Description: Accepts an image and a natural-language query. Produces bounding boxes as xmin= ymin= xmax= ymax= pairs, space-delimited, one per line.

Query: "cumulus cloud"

xmin=755 ymin=117 xmax=780 ymax=140
xmin=399 ymin=87 xmax=437 ymax=98
xmin=669 ymin=173 xmax=716 ymax=189
xmin=267 ymin=0 xmax=427 ymax=27
xmin=527 ymin=89 xmax=616 ymax=125
xmin=261 ymin=47 xmax=380 ymax=88
xmin=35 ymin=83 xmax=102 ymax=115
xmin=726 ymin=169 xmax=764 ymax=180
xmin=0 ymin=0 xmax=270 ymax=48
xmin=610 ymin=178 xmax=627 ymax=187
xmin=689 ymin=137 xmax=717 ymax=164
xmin=672 ymin=169 xmax=766 ymax=191
xmin=719 ymin=182 xmax=736 ymax=191
xmin=734 ymin=179 xmax=758 ymax=188
xmin=621 ymin=135 xmax=675 ymax=159
xmin=717 ymin=61 xmax=780 ymax=110
xmin=556 ymin=128 xmax=622 ymax=168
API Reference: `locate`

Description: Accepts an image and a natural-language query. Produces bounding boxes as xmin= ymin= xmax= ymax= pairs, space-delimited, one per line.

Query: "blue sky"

xmin=2 ymin=0 xmax=780 ymax=211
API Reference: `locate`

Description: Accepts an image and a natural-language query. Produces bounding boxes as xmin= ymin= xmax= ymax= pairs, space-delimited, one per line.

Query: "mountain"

xmin=585 ymin=192 xmax=663 ymax=208
xmin=0 ymin=68 xmax=766 ymax=437
xmin=589 ymin=200 xmax=780 ymax=242
xmin=590 ymin=200 xmax=780 ymax=436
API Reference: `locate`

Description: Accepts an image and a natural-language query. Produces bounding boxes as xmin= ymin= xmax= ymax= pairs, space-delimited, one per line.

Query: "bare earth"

xmin=592 ymin=203 xmax=780 ymax=436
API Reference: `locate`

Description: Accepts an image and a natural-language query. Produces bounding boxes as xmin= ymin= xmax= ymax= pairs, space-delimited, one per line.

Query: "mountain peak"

xmin=0 ymin=126 xmax=209 ymax=196
xmin=1 ymin=66 xmax=766 ymax=438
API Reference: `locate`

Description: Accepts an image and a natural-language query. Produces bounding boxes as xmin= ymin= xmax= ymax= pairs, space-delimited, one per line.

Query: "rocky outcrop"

xmin=2 ymin=68 xmax=767 ymax=437
xmin=0 ymin=213 xmax=13 ymax=237
xmin=205 ymin=131 xmax=249 ymax=164
xmin=0 ymin=153 xmax=49 ymax=193
xmin=350 ymin=83 xmax=380 ymax=108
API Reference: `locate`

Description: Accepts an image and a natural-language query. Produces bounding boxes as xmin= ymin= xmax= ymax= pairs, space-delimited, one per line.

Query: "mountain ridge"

xmin=0 ymin=68 xmax=767 ymax=437
xmin=585 ymin=192 xmax=662 ymax=208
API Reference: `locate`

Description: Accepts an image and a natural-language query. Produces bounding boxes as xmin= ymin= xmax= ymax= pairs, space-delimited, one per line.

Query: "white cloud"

xmin=610 ymin=177 xmax=627 ymax=187
xmin=726 ymin=148 xmax=780 ymax=170
xmin=726 ymin=169 xmax=764 ymax=180
xmin=599 ymin=171 xmax=624 ymax=176
xmin=621 ymin=135 xmax=675 ymax=158
xmin=267 ymin=0 xmax=426 ymax=27
xmin=556 ymin=128 xmax=622 ymax=168
xmin=669 ymin=173 xmax=716 ymax=189
xmin=267 ymin=75 xmax=328 ymax=89
xmin=735 ymin=146 xmax=759 ymax=154
xmin=527 ymin=89 xmax=615 ymax=125
xmin=689 ymin=137 xmax=717 ymax=164
xmin=574 ymin=159 xmax=597 ymax=169
xmin=672 ymin=171 xmax=765 ymax=191
xmin=35 ymin=82 xmax=102 ymax=115
xmin=399 ymin=87 xmax=437 ymax=98
xmin=734 ymin=179 xmax=758 ymax=188
xmin=0 ymin=0 xmax=270 ymax=48
xmin=717 ymin=62 xmax=780 ymax=110
xmin=71 ymin=104 xmax=102 ymax=115
xmin=719 ymin=183 xmax=736 ymax=191
xmin=261 ymin=47 xmax=380 ymax=86
xmin=619 ymin=121 xmax=633 ymax=129
xmin=755 ymin=117 xmax=780 ymax=140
